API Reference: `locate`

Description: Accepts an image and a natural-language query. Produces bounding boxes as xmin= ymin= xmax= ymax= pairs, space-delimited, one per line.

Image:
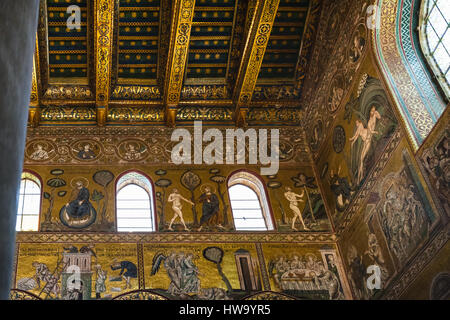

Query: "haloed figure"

xmin=167 ymin=188 xmax=194 ymax=231
xmin=65 ymin=181 xmax=91 ymax=219
xmin=30 ymin=144 xmax=49 ymax=160
xmin=78 ymin=143 xmax=96 ymax=160
xmin=124 ymin=143 xmax=143 ymax=160
xmin=284 ymin=187 xmax=309 ymax=231
xmin=197 ymin=186 xmax=221 ymax=232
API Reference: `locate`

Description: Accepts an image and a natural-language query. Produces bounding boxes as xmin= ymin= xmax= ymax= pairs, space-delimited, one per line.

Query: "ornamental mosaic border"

xmin=33 ymin=105 xmax=306 ymax=124
xmin=374 ymin=0 xmax=436 ymax=145
xmin=26 ymin=125 xmax=306 ymax=137
xmin=15 ymin=231 xmax=337 ymax=244
xmin=24 ymin=125 xmax=311 ymax=166
xmin=137 ymin=243 xmax=145 ymax=289
xmin=255 ymin=243 xmax=271 ymax=291
xmin=397 ymin=0 xmax=445 ymax=119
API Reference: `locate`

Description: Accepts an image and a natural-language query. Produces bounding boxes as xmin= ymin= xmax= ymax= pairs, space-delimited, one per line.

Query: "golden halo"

xmin=305 ymin=253 xmax=317 ymax=261
xmin=70 ymin=177 xmax=89 ymax=188
xmin=379 ymin=172 xmax=397 ymax=199
xmin=33 ymin=141 xmax=48 ymax=150
xmin=125 ymin=141 xmax=137 ymax=149
xmin=200 ymin=183 xmax=215 ymax=194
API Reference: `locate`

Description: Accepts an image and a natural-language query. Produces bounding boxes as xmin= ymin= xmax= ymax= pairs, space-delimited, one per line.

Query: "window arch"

xmin=419 ymin=0 xmax=450 ymax=99
xmin=116 ymin=171 xmax=156 ymax=232
xmin=227 ymin=171 xmax=274 ymax=231
xmin=16 ymin=172 xmax=42 ymax=231
xmin=375 ymin=0 xmax=447 ymax=147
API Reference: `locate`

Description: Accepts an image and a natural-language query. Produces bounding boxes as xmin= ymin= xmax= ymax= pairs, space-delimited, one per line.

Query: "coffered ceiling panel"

xmin=117 ymin=0 xmax=160 ymax=84
xmin=257 ymin=0 xmax=310 ymax=81
xmin=47 ymin=0 xmax=90 ymax=84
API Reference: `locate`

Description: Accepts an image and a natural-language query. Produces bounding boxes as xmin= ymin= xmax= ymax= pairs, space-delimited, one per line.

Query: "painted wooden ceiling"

xmin=30 ymin=0 xmax=321 ymax=126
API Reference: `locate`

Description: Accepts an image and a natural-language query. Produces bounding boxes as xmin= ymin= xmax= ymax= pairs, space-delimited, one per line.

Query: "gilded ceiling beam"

xmin=163 ymin=0 xmax=196 ymax=128
xmin=94 ymin=0 xmax=115 ymax=126
xmin=233 ymin=0 xmax=280 ymax=127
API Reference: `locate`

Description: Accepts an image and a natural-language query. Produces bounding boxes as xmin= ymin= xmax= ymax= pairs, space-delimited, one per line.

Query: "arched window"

xmin=116 ymin=171 xmax=155 ymax=232
xmin=419 ymin=0 xmax=450 ymax=99
xmin=16 ymin=172 xmax=41 ymax=231
xmin=228 ymin=171 xmax=274 ymax=231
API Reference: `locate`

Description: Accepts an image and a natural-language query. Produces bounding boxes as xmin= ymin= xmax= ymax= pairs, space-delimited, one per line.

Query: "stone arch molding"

xmin=373 ymin=0 xmax=447 ymax=149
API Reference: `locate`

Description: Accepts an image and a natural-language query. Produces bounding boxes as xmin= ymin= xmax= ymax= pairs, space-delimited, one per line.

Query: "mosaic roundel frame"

xmin=332 ymin=125 xmax=346 ymax=154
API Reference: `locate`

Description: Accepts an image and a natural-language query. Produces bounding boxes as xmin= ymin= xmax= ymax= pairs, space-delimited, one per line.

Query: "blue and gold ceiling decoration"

xmin=258 ymin=0 xmax=309 ymax=80
xmin=117 ymin=0 xmax=160 ymax=83
xmin=32 ymin=0 xmax=320 ymax=126
xmin=47 ymin=0 xmax=90 ymax=84
xmin=185 ymin=0 xmax=236 ymax=83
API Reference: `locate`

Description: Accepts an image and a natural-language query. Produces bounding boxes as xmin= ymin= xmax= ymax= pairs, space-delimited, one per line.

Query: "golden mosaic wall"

xmin=12 ymin=124 xmax=349 ymax=300
xmin=337 ymin=138 xmax=442 ymax=299
xmin=21 ymin=125 xmax=326 ymax=234
xmin=302 ymin=8 xmax=449 ymax=298
xmin=24 ymin=164 xmax=333 ymax=234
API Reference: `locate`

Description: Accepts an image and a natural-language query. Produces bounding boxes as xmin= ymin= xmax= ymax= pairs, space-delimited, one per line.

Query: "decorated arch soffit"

xmin=373 ymin=0 xmax=447 ymax=149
